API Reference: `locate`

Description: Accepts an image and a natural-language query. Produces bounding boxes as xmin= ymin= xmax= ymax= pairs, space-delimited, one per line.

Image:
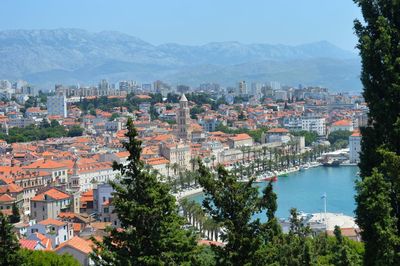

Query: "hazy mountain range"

xmin=0 ymin=28 xmax=361 ymax=91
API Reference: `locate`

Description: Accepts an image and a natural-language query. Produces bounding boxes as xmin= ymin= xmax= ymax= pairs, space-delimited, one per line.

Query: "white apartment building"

xmin=349 ymin=131 xmax=362 ymax=163
xmin=301 ymin=117 xmax=326 ymax=136
xmin=47 ymin=95 xmax=67 ymax=117
xmin=27 ymin=218 xmax=73 ymax=248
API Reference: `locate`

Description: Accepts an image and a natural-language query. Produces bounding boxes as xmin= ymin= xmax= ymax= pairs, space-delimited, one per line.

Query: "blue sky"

xmin=1 ymin=0 xmax=361 ymax=51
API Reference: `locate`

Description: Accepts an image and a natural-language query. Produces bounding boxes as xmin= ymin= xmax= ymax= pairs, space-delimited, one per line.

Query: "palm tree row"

xmin=179 ymin=198 xmax=221 ymax=242
xmin=233 ymin=142 xmax=331 ymax=178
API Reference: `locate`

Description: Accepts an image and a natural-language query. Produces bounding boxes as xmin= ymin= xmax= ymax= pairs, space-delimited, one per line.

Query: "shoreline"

xmin=174 ymin=162 xmax=358 ymax=201
xmin=173 ymin=187 xmax=204 ymax=200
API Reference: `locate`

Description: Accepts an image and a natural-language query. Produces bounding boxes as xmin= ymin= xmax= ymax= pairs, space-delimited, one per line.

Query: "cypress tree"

xmin=10 ymin=203 xmax=20 ymax=224
xmin=354 ymin=1 xmax=400 ymax=264
xmin=0 ymin=213 xmax=22 ymax=265
xmin=91 ymin=118 xmax=197 ymax=265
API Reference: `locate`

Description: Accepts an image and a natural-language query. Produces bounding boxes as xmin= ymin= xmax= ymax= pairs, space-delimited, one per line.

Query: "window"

xmin=64 ymin=235 xmax=66 ymax=241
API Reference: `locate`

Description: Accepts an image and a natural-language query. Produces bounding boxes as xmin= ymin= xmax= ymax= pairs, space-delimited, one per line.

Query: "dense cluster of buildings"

xmin=0 ymin=78 xmax=366 ymax=264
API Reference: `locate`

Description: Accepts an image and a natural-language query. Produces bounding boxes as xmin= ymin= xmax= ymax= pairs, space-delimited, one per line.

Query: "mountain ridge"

xmin=0 ymin=28 xmax=361 ymax=91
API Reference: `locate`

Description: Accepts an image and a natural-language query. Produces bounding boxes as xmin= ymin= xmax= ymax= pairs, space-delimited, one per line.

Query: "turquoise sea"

xmin=189 ymin=166 xmax=359 ymax=220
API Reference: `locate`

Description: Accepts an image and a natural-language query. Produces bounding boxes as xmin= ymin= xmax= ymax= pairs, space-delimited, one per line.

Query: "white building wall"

xmin=349 ymin=136 xmax=361 ymax=163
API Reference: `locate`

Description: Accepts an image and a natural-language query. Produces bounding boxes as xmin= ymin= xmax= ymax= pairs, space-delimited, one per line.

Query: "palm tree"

xmin=171 ymin=163 xmax=179 ymax=177
xmin=204 ymin=157 xmax=211 ymax=168
xmin=202 ymin=218 xmax=213 ymax=240
xmin=240 ymin=146 xmax=247 ymax=165
xmin=179 ymin=198 xmax=189 ymax=219
xmin=210 ymin=154 xmax=216 ymax=169
xmin=166 ymin=163 xmax=170 ymax=178
xmin=189 ymin=158 xmax=196 ymax=172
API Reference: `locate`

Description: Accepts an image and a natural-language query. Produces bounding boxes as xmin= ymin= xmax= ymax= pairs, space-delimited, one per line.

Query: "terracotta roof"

xmin=34 ymin=233 xmax=52 ymax=250
xmin=31 ymin=188 xmax=70 ymax=201
xmin=73 ymin=223 xmax=83 ymax=232
xmin=198 ymin=239 xmax=225 ymax=247
xmin=332 ymin=119 xmax=352 ymax=127
xmin=134 ymin=94 xmax=152 ymax=100
xmin=229 ymin=133 xmax=252 ymax=141
xmin=0 ymin=183 xmax=23 ymax=193
xmin=55 ymin=236 xmax=93 ymax=254
xmin=146 ymin=157 xmax=169 ymax=166
xmin=267 ymin=128 xmax=289 ymax=133
xmin=115 ymin=151 xmax=129 ymax=158
xmin=90 ymin=222 xmax=111 ymax=230
xmin=19 ymin=239 xmax=39 ymax=250
xmin=23 ymin=160 xmax=67 ymax=170
xmin=351 ymin=130 xmax=361 ymax=137
xmin=0 ymin=194 xmax=15 ymax=202
xmin=58 ymin=212 xmax=77 ymax=219
xmin=38 ymin=218 xmax=66 ymax=227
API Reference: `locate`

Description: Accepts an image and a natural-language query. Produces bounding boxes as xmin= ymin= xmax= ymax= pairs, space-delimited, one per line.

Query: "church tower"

xmin=176 ymin=94 xmax=192 ymax=141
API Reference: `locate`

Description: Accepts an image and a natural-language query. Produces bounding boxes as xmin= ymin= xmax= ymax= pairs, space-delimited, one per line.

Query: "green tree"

xmin=19 ymin=249 xmax=80 ymax=266
xmin=291 ymin=130 xmax=318 ymax=146
xmin=10 ymin=203 xmax=20 ymax=223
xmin=332 ymin=226 xmax=362 ymax=266
xmin=67 ymin=125 xmax=84 ymax=137
xmin=0 ymin=213 xmax=23 ymax=265
xmin=354 ymin=1 xmax=400 ymax=265
xmin=91 ymin=118 xmax=197 ymax=265
xmin=197 ymin=162 xmax=270 ymax=266
xmin=327 ymin=130 xmax=352 ymax=147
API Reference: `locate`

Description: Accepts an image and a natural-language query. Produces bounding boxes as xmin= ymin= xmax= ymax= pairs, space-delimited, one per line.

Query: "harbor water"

xmin=189 ymin=166 xmax=359 ymax=220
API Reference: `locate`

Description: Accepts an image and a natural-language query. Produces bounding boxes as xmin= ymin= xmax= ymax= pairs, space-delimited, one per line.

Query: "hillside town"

xmin=0 ymin=78 xmax=366 ymax=265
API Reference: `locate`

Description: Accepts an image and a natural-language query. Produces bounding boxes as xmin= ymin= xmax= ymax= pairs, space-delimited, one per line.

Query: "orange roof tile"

xmin=351 ymin=130 xmax=361 ymax=137
xmin=267 ymin=128 xmax=289 ymax=133
xmin=229 ymin=133 xmax=252 ymax=141
xmin=23 ymin=160 xmax=67 ymax=170
xmin=31 ymin=188 xmax=70 ymax=201
xmin=73 ymin=223 xmax=82 ymax=232
xmin=0 ymin=194 xmax=15 ymax=202
xmin=34 ymin=233 xmax=52 ymax=250
xmin=38 ymin=218 xmax=66 ymax=227
xmin=0 ymin=183 xmax=23 ymax=193
xmin=55 ymin=237 xmax=93 ymax=254
xmin=332 ymin=119 xmax=352 ymax=127
xmin=19 ymin=239 xmax=39 ymax=250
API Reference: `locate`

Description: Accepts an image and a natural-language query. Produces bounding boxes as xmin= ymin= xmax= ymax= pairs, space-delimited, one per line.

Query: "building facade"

xmin=47 ymin=95 xmax=67 ymax=118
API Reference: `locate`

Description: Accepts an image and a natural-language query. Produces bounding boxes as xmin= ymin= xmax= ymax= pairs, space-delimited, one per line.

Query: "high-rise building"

xmin=47 ymin=95 xmax=67 ymax=117
xmin=176 ymin=94 xmax=192 ymax=140
xmin=237 ymin=81 xmax=247 ymax=95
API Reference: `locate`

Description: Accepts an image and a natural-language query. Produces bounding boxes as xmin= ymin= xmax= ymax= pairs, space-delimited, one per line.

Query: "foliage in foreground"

xmin=0 ymin=213 xmax=79 ymax=266
xmin=19 ymin=249 xmax=80 ymax=266
xmin=91 ymin=118 xmax=197 ymax=265
xmin=197 ymin=162 xmax=363 ymax=266
xmin=353 ymin=0 xmax=400 ymax=265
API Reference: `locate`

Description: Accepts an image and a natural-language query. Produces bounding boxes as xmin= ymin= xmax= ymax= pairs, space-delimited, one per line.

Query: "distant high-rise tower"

xmin=47 ymin=95 xmax=67 ymax=118
xmin=176 ymin=94 xmax=192 ymax=140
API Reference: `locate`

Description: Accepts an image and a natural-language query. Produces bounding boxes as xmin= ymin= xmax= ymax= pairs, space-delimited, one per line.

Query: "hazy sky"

xmin=1 ymin=0 xmax=362 ymax=51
